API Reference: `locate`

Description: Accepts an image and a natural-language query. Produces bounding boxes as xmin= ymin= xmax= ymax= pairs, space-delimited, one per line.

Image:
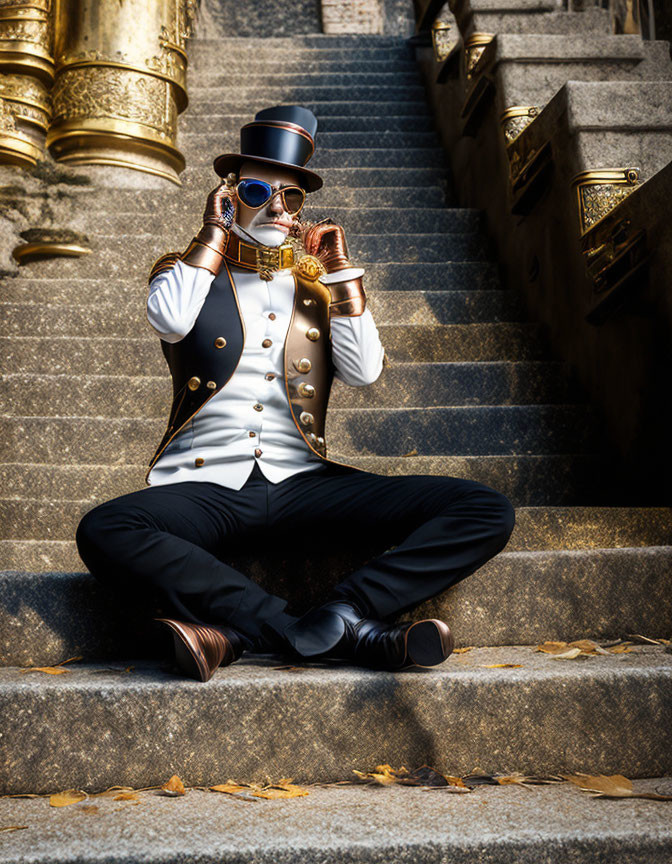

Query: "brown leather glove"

xmin=296 ymin=218 xmax=366 ymax=317
xmin=179 ymin=178 xmax=238 ymax=275
xmin=300 ymin=220 xmax=351 ymax=273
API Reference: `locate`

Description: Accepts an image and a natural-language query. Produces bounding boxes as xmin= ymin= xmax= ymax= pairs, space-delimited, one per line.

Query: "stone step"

xmin=3 ymin=497 xmax=670 ymax=548
xmin=459 ymin=4 xmax=612 ymax=36
xmin=6 ymin=235 xmax=490 ymax=279
xmin=0 ymin=290 xmax=524 ymax=334
xmin=0 ymin=453 xmax=619 ymax=511
xmin=189 ymin=147 xmax=447 ymax=169
xmin=178 ymin=130 xmax=441 ymax=151
xmin=182 ymin=113 xmax=439 ymax=133
xmin=189 ymin=72 xmax=424 ymax=87
xmin=188 ymin=43 xmax=414 ymax=65
xmin=492 ymin=39 xmax=672 ymax=124
xmin=4 ymin=263 xmax=501 ymax=301
xmin=0 ymin=644 xmax=669 ymax=793
xmin=192 ymin=59 xmax=421 ymax=75
xmin=0 ymin=325 xmax=549 ymax=375
xmin=189 ymin=34 xmax=411 ymax=49
xmin=184 ymin=100 xmax=432 ymax=117
xmin=82 ymin=208 xmax=483 ymax=238
xmin=181 ymin=165 xmax=446 ymax=187
xmin=1 ymin=779 xmax=671 ymax=863
xmin=64 ymin=185 xmax=450 ymax=213
xmin=189 ymin=85 xmax=428 ymax=103
xmin=0 ymin=363 xmax=583 ymax=422
xmin=0 ymin=405 xmax=601 ymax=464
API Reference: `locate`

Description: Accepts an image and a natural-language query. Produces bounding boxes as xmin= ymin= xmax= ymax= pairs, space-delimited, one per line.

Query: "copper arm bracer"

xmin=327 ymin=275 xmax=366 ymax=318
xmin=178 ymin=224 xmax=230 ymax=276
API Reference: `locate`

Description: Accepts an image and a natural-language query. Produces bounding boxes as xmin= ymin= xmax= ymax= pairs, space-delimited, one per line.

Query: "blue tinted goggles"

xmin=236 ymin=178 xmax=306 ymax=215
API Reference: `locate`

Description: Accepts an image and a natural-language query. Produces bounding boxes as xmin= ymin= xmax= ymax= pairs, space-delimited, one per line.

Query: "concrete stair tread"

xmin=0 ymin=644 xmax=669 ymax=793
xmin=2 ymin=546 xmax=670 ymax=661
xmin=1 ymin=499 xmax=670 ymax=548
xmin=1 ymin=777 xmax=670 ymax=864
xmin=0 ymin=454 xmax=620 ymax=511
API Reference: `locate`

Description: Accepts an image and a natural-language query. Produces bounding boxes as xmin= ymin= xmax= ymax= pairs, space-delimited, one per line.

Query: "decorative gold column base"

xmin=46 ymin=117 xmax=186 ymax=186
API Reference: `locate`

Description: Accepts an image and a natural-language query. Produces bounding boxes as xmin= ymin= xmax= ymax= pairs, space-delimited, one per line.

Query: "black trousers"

xmin=76 ymin=461 xmax=516 ymax=653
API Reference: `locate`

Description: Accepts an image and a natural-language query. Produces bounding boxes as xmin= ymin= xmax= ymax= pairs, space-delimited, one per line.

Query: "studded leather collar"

xmin=222 ymin=229 xmax=295 ymax=276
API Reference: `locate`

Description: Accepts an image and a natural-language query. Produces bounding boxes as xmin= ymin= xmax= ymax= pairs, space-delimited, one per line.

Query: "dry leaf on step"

xmin=160 ymin=775 xmax=185 ymax=796
xmin=563 ymin=773 xmax=672 ymax=800
xmin=20 ymin=655 xmax=83 ymax=675
xmin=479 ymin=663 xmax=523 ymax=668
xmin=49 ymin=789 xmax=87 ymax=807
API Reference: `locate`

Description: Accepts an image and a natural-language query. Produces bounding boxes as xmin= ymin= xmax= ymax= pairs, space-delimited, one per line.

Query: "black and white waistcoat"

xmin=145 ymin=255 xmax=375 ymax=486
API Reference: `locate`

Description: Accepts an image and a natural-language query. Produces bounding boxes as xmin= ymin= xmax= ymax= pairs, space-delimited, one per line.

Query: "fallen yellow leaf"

xmin=253 ymin=784 xmax=309 ymax=799
xmin=549 ymin=648 xmax=583 ymax=660
xmin=161 ymin=775 xmax=185 ymax=796
xmin=453 ymin=647 xmax=475 ymax=654
xmin=49 ymin=789 xmax=87 ymax=807
xmin=113 ymin=792 xmax=139 ymax=801
xmin=478 ymin=663 xmax=523 ymax=668
xmin=401 ymin=449 xmax=418 ymax=457
xmin=562 ymin=773 xmax=672 ymax=801
xmin=0 ymin=826 xmax=28 ymax=832
xmin=211 ymin=782 xmax=255 ymax=795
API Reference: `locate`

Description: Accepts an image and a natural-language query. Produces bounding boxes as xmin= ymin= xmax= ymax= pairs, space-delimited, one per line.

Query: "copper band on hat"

xmin=241 ymin=120 xmax=315 ymax=159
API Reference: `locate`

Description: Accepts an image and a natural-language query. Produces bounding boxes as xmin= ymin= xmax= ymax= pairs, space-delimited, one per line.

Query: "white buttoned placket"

xmin=146 ymin=251 xmax=385 ymax=491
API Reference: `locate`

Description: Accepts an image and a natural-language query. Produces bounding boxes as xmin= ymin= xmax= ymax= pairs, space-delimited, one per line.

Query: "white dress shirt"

xmin=145 ymin=243 xmax=385 ymax=490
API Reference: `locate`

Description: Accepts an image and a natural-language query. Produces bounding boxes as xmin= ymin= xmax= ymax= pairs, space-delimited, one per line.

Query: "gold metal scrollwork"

xmin=0 ymin=0 xmax=54 ymax=167
xmin=46 ymin=0 xmax=197 ymax=184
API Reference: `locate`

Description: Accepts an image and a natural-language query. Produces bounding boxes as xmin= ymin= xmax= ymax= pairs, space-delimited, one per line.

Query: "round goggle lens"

xmin=281 ymin=188 xmax=305 ymax=214
xmin=237 ymin=179 xmax=305 ymax=214
xmin=238 ymin=179 xmax=272 ymax=208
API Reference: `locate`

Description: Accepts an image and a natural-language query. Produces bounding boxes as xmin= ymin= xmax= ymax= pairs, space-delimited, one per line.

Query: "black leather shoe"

xmin=351 ymin=617 xmax=455 ymax=670
xmin=283 ymin=601 xmax=454 ymax=670
xmin=282 ymin=600 xmax=364 ymax=658
xmin=154 ymin=618 xmax=245 ymax=682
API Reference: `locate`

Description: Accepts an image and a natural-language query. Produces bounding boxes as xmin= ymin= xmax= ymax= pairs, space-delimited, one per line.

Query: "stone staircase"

xmin=0 ymin=28 xmax=671 ymax=861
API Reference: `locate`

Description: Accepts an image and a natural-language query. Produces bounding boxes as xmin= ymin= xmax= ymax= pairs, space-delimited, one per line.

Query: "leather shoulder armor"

xmin=148 ymin=252 xmax=181 ymax=285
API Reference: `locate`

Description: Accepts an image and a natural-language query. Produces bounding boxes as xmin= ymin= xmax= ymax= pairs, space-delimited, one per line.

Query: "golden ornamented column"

xmin=0 ymin=0 xmax=54 ymax=168
xmin=48 ymin=0 xmax=196 ymax=184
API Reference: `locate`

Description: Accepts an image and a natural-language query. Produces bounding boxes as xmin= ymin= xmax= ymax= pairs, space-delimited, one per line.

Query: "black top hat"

xmin=213 ymin=105 xmax=323 ymax=192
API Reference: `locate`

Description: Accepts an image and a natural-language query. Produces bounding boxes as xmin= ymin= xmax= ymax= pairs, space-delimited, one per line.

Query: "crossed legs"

xmin=75 ymin=463 xmax=516 ymax=661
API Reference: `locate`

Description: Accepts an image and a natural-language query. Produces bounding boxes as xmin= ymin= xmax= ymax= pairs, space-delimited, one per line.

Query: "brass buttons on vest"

xmin=303 ymin=298 xmax=316 ymax=306
xmin=316 ymin=436 xmax=325 ymax=447
xmin=254 ymin=403 xmax=264 ymax=411
xmin=262 ymin=338 xmax=272 ymax=348
xmin=206 ymin=381 xmax=216 ymax=389
xmin=195 ymin=457 xmax=204 ymax=467
xmin=306 ymin=327 xmax=320 ymax=341
xmin=249 ymin=431 xmax=256 ymax=437
xmin=254 ymin=448 xmax=262 ymax=457
xmin=298 ymin=383 xmax=315 ymax=398
xmin=268 ymin=313 xmax=276 ymax=320
xmin=294 ymin=357 xmax=311 ymax=373
xmin=214 ymin=337 xmax=227 ymax=348
xmin=300 ymin=411 xmax=314 ymax=425
xmin=187 ymin=376 xmax=201 ymax=390
xmin=265 ymin=373 xmax=275 ymax=381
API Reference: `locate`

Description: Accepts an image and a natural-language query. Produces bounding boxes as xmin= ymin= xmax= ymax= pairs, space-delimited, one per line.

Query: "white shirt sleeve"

xmin=146 ymin=258 xmax=215 ymax=343
xmin=330 ymin=304 xmax=385 ymax=387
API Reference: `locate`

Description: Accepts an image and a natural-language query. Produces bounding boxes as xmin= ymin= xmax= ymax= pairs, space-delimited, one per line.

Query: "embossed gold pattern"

xmin=0 ymin=0 xmax=53 ymax=166
xmin=571 ymin=167 xmax=641 ymax=234
xmin=47 ymin=0 xmax=196 ymax=183
xmin=500 ymin=105 xmax=540 ymax=147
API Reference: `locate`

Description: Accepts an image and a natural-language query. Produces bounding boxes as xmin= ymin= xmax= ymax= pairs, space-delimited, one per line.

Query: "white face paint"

xmin=234 ymin=160 xmax=303 ymax=248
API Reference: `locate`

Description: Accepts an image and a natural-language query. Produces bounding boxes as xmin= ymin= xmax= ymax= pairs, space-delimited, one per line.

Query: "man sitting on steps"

xmin=75 ymin=104 xmax=516 ymax=682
